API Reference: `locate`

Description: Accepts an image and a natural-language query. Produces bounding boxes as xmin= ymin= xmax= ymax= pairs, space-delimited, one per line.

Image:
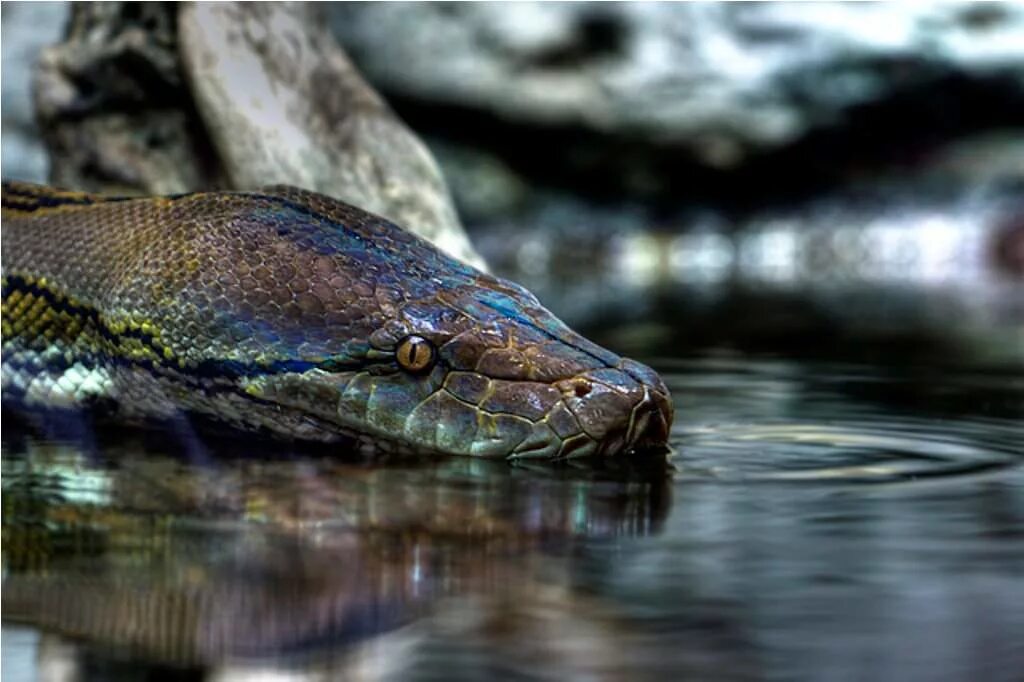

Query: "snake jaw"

xmin=246 ymin=356 xmax=672 ymax=460
xmin=238 ymin=307 xmax=675 ymax=459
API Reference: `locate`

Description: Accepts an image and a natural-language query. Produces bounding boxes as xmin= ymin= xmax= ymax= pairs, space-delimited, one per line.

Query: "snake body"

xmin=1 ymin=182 xmax=672 ymax=458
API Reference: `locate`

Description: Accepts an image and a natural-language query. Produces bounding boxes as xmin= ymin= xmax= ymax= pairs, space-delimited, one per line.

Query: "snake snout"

xmin=619 ymin=358 xmax=673 ymax=450
xmin=625 ymin=385 xmax=673 ymax=452
xmin=554 ymin=360 xmax=674 ymax=458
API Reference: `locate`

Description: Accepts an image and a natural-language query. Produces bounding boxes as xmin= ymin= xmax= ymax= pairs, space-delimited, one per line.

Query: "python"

xmin=1 ymin=182 xmax=672 ymax=459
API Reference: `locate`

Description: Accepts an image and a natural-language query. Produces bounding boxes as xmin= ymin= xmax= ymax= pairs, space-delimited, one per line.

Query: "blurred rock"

xmin=30 ymin=3 xmax=230 ymax=195
xmin=333 ymin=2 xmax=1024 ymax=168
xmin=917 ymin=129 xmax=1024 ymax=189
xmin=0 ymin=2 xmax=68 ymax=183
xmin=426 ymin=137 xmax=530 ymax=222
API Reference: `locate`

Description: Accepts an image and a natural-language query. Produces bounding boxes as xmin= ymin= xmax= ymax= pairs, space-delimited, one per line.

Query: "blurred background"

xmin=338 ymin=2 xmax=1024 ymax=366
xmin=3 ymin=3 xmax=1024 ymax=682
xmin=5 ymin=1 xmax=1024 ymax=364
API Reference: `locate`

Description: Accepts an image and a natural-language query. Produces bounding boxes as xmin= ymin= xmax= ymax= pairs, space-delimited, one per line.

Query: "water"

xmin=3 ymin=351 xmax=1023 ymax=681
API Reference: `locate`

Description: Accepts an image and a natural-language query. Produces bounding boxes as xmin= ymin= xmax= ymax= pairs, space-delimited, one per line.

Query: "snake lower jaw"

xmin=248 ymin=358 xmax=675 ymax=460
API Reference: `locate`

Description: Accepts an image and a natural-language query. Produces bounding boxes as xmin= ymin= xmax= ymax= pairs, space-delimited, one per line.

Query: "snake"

xmin=1 ymin=181 xmax=672 ymax=458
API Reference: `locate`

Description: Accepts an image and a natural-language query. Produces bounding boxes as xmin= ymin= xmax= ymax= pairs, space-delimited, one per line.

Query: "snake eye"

xmin=395 ymin=335 xmax=436 ymax=373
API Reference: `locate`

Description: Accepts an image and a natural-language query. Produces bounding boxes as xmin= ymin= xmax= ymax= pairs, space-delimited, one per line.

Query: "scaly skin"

xmin=1 ymin=182 xmax=672 ymax=458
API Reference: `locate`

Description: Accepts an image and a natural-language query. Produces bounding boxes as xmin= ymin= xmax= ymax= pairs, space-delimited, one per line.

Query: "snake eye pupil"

xmin=396 ymin=335 xmax=436 ymax=373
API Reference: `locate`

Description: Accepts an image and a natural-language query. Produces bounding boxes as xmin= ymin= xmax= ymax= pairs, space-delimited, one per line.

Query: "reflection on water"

xmin=3 ymin=356 xmax=1023 ymax=680
xmin=2 ymin=429 xmax=669 ymax=667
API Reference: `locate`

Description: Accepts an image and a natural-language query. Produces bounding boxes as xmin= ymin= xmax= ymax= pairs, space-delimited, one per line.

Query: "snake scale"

xmin=1 ymin=182 xmax=672 ymax=458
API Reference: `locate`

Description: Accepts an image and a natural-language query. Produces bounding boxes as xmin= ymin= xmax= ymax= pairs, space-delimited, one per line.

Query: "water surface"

xmin=3 ymin=353 xmax=1023 ymax=681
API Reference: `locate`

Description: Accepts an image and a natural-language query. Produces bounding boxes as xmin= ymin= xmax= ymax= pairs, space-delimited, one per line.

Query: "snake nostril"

xmin=574 ymin=380 xmax=592 ymax=398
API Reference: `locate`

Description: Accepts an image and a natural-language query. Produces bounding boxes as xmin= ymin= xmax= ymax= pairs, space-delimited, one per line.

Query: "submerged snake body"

xmin=1 ymin=182 xmax=672 ymax=458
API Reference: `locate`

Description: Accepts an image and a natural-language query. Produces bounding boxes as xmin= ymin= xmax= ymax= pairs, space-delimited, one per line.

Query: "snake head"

xmin=175 ymin=187 xmax=673 ymax=459
xmin=392 ymin=278 xmax=674 ymax=459
xmin=243 ymin=272 xmax=673 ymax=459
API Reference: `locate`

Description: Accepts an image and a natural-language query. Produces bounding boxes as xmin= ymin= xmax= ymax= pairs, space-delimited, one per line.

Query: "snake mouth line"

xmin=321 ymin=401 xmax=663 ymax=461
xmin=176 ymin=350 xmax=675 ymax=459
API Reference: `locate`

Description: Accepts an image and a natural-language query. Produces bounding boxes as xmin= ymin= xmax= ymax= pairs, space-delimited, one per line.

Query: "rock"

xmin=33 ymin=2 xmax=225 ymax=195
xmin=425 ymin=138 xmax=530 ymax=222
xmin=0 ymin=2 xmax=68 ymax=183
xmin=332 ymin=2 xmax=1024 ymax=169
